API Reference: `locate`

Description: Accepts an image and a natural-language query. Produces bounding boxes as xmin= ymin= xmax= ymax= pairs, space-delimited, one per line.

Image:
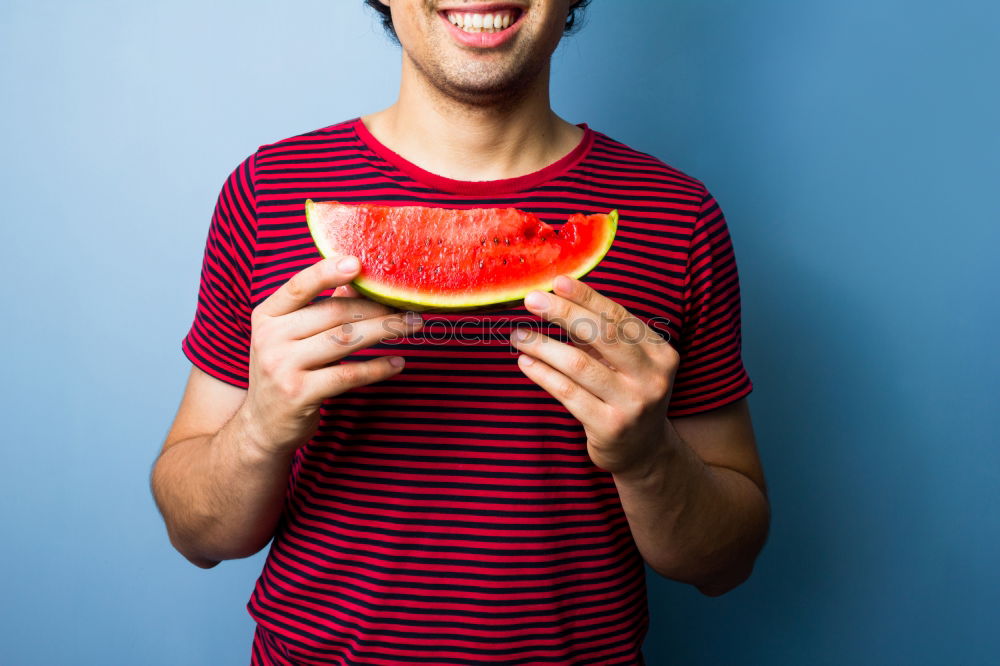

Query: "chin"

xmin=431 ymin=59 xmax=545 ymax=104
xmin=439 ymin=76 xmax=530 ymax=106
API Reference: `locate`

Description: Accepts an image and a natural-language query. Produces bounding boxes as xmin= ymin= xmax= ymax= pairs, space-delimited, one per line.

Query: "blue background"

xmin=2 ymin=0 xmax=997 ymax=664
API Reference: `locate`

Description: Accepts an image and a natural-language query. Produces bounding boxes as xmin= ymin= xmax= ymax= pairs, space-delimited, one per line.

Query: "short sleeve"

xmin=667 ymin=191 xmax=753 ymax=417
xmin=181 ymin=155 xmax=257 ymax=388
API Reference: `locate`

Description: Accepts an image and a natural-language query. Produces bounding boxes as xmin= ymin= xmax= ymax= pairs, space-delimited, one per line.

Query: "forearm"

xmin=612 ymin=420 xmax=770 ymax=595
xmin=151 ymin=407 xmax=295 ymax=568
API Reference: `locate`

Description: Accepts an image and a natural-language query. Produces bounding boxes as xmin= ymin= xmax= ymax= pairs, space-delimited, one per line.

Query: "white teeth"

xmin=447 ymin=10 xmax=516 ymax=34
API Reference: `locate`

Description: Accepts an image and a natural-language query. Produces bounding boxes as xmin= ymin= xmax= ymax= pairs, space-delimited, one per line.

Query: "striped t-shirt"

xmin=183 ymin=118 xmax=752 ymax=665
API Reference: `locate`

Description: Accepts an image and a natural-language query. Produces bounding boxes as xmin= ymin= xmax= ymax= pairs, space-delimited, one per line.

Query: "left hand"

xmin=511 ymin=275 xmax=681 ymax=476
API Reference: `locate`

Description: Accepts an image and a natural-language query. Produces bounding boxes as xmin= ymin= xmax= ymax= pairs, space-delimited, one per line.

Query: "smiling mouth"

xmin=440 ymin=8 xmax=524 ymax=34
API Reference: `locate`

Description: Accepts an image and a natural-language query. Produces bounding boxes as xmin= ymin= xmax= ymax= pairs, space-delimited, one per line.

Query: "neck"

xmin=362 ymin=57 xmax=583 ymax=182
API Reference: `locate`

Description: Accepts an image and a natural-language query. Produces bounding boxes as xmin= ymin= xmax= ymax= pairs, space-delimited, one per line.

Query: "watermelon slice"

xmin=305 ymin=200 xmax=618 ymax=312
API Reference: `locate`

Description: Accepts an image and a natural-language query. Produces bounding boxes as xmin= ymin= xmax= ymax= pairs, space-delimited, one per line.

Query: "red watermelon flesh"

xmin=305 ymin=200 xmax=618 ymax=311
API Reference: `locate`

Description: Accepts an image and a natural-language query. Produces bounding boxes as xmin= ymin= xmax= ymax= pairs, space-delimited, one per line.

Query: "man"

xmin=152 ymin=1 xmax=770 ymax=663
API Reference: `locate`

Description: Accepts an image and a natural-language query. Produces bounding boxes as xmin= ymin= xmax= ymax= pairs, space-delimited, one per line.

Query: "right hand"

xmin=240 ymin=255 xmax=423 ymax=456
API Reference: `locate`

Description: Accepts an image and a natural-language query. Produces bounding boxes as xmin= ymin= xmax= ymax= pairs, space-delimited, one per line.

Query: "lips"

xmin=437 ymin=5 xmax=526 ymax=49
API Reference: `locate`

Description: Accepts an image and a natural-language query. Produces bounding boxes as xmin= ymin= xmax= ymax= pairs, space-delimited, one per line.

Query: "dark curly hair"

xmin=363 ymin=1 xmax=593 ymax=43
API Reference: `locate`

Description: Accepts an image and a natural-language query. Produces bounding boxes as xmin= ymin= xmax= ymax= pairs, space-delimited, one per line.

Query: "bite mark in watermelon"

xmin=305 ymin=200 xmax=618 ymax=312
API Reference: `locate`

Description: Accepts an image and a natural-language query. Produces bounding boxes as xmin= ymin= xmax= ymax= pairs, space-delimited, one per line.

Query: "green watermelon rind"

xmin=305 ymin=200 xmax=618 ymax=312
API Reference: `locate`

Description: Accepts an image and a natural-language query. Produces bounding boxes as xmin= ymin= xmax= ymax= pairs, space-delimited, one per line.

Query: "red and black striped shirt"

xmin=183 ymin=118 xmax=752 ymax=665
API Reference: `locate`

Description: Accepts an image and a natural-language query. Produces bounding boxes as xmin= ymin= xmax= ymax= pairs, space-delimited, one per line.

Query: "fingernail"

xmin=519 ymin=354 xmax=535 ymax=367
xmin=553 ymin=275 xmax=573 ymax=293
xmin=525 ymin=292 xmax=548 ymax=310
xmin=389 ymin=356 xmax=405 ymax=368
xmin=512 ymin=327 xmax=529 ymax=343
xmin=337 ymin=256 xmax=359 ymax=272
xmin=404 ymin=311 xmax=422 ymax=325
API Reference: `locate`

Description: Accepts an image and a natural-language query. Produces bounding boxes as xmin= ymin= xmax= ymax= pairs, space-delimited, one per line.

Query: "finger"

xmin=257 ymin=255 xmax=360 ymax=317
xmin=578 ymin=341 xmax=616 ymax=368
xmin=560 ymin=334 xmax=617 ymax=369
xmin=305 ymin=355 xmax=406 ymax=399
xmin=297 ymin=311 xmax=423 ymax=368
xmin=523 ymin=282 xmax=648 ymax=371
xmin=289 ymin=296 xmax=395 ymax=340
xmin=553 ymin=275 xmax=633 ymax=323
xmin=333 ymin=284 xmax=362 ymax=299
xmin=511 ymin=328 xmax=619 ymax=402
xmin=515 ymin=353 xmax=606 ymax=425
